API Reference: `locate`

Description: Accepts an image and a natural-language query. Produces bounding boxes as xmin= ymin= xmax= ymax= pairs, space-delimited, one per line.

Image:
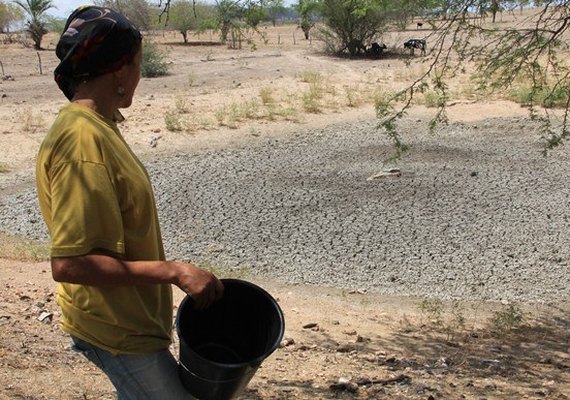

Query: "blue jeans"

xmin=71 ymin=336 xmax=196 ymax=400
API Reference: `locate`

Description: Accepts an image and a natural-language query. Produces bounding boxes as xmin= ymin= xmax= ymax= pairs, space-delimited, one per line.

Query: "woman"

xmin=35 ymin=6 xmax=223 ymax=399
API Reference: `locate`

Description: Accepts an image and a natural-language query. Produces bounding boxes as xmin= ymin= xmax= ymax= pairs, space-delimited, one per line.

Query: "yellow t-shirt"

xmin=36 ymin=103 xmax=172 ymax=354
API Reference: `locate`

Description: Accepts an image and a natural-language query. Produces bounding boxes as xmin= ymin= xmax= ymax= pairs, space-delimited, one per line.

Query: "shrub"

xmin=490 ymin=304 xmax=524 ymax=334
xmin=141 ymin=40 xmax=169 ymax=78
xmin=164 ymin=111 xmax=183 ymax=131
xmin=508 ymin=84 xmax=569 ymax=109
xmin=300 ymin=70 xmax=322 ymax=84
xmin=418 ymin=298 xmax=444 ymax=324
xmin=373 ymin=87 xmax=394 ymax=116
xmin=302 ymin=87 xmax=322 ymax=113
xmin=542 ymin=85 xmax=569 ymax=108
xmin=175 ymin=96 xmax=190 ymax=113
xmin=240 ymin=99 xmax=262 ymax=119
xmin=259 ymin=86 xmax=275 ymax=105
xmin=20 ymin=108 xmax=44 ymax=133
xmin=423 ymin=90 xmax=443 ymax=108
xmin=345 ymin=85 xmax=364 ymax=107
xmin=300 ymin=70 xmax=324 ymax=113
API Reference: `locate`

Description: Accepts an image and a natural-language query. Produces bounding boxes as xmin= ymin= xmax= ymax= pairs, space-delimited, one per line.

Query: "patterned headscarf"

xmin=54 ymin=6 xmax=142 ymax=100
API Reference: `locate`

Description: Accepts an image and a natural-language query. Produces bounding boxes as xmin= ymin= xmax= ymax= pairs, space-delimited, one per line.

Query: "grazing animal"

xmin=416 ymin=22 xmax=423 ymax=29
xmin=367 ymin=42 xmax=387 ymax=57
xmin=404 ymin=39 xmax=426 ymax=55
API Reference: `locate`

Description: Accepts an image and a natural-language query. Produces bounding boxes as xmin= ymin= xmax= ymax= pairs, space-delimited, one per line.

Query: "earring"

xmin=117 ymin=86 xmax=126 ymax=96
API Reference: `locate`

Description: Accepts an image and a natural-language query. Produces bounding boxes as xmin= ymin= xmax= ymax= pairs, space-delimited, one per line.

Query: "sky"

xmin=45 ymin=0 xmax=295 ymax=19
xmin=46 ymin=0 xmax=95 ymax=18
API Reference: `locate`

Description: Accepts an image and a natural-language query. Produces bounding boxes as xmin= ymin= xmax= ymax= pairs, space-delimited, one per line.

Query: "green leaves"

xmin=378 ymin=1 xmax=570 ymax=154
xmin=141 ymin=40 xmax=170 ymax=78
xmin=13 ymin=0 xmax=53 ymax=48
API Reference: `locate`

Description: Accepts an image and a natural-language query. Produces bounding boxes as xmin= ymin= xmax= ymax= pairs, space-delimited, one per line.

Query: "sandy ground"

xmin=1 ymin=259 xmax=568 ymax=400
xmin=1 ymin=19 xmax=569 ymax=400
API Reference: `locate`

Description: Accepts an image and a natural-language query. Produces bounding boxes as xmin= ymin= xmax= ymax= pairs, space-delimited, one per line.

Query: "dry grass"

xmin=0 ymin=232 xmax=49 ymax=262
xmin=20 ymin=108 xmax=45 ymax=133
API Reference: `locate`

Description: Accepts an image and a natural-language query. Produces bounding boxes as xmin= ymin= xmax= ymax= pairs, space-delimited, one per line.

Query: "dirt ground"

xmin=1 ymin=259 xmax=568 ymax=400
xmin=0 ymin=17 xmax=569 ymax=400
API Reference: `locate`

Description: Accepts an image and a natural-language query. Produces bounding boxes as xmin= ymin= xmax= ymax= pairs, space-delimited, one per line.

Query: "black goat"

xmin=404 ymin=39 xmax=426 ymax=55
xmin=367 ymin=42 xmax=387 ymax=57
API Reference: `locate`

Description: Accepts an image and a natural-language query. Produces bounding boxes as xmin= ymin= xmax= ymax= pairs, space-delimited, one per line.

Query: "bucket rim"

xmin=178 ymin=360 xmax=257 ymax=384
xmin=175 ymin=278 xmax=285 ymax=368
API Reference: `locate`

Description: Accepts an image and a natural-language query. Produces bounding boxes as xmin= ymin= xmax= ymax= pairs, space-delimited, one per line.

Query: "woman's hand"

xmin=171 ymin=262 xmax=224 ymax=310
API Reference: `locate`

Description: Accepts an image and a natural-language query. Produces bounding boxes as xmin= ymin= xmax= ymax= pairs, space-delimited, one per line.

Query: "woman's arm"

xmin=51 ymin=254 xmax=224 ymax=310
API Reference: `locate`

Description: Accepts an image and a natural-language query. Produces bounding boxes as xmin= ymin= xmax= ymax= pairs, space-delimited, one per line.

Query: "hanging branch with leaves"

xmin=378 ymin=0 xmax=570 ymax=156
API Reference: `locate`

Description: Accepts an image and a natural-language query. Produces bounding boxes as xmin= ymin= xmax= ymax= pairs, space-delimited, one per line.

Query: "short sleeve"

xmin=48 ymin=160 xmax=125 ymax=257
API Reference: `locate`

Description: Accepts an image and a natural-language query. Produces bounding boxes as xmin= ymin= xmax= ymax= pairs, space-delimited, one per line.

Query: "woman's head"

xmin=54 ymin=6 xmax=142 ymax=102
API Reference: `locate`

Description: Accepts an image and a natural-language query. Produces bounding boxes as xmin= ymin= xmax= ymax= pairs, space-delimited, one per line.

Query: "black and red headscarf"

xmin=54 ymin=6 xmax=142 ymax=100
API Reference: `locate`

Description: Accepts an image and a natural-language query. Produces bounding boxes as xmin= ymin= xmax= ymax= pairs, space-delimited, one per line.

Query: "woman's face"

xmin=119 ymin=47 xmax=142 ymax=108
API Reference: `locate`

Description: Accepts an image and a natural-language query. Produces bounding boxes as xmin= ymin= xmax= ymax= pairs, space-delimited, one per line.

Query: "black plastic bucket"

xmin=176 ymin=279 xmax=285 ymax=400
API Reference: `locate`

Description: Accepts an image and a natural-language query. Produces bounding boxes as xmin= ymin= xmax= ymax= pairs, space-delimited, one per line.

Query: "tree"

xmin=213 ymin=0 xmax=244 ymax=43
xmin=44 ymin=14 xmax=65 ymax=33
xmin=319 ymin=0 xmax=391 ymax=56
xmin=378 ymin=0 xmax=570 ymax=156
xmin=389 ymin=0 xmax=433 ymax=29
xmin=157 ymin=0 xmax=286 ymax=40
xmin=264 ymin=0 xmax=286 ymax=26
xmin=14 ymin=0 xmax=54 ymax=49
xmin=295 ymin=0 xmax=320 ymax=40
xmin=95 ymin=0 xmax=154 ymax=30
xmin=243 ymin=0 xmax=265 ymax=28
xmin=488 ymin=0 xmax=501 ymax=22
xmin=0 ymin=1 xmax=24 ymax=33
xmin=168 ymin=0 xmax=215 ymax=43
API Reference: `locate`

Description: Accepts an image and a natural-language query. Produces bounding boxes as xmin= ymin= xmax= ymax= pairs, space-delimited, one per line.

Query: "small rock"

xmin=330 ymin=377 xmax=358 ymax=393
xmin=362 ymin=353 xmax=378 ymax=362
xmin=37 ymin=311 xmax=53 ymax=323
xmin=280 ymin=337 xmax=295 ymax=347
xmin=149 ymin=136 xmax=161 ymax=148
xmin=302 ymin=322 xmax=318 ymax=329
xmin=367 ymin=169 xmax=401 ymax=180
xmin=348 ymin=289 xmax=367 ymax=294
